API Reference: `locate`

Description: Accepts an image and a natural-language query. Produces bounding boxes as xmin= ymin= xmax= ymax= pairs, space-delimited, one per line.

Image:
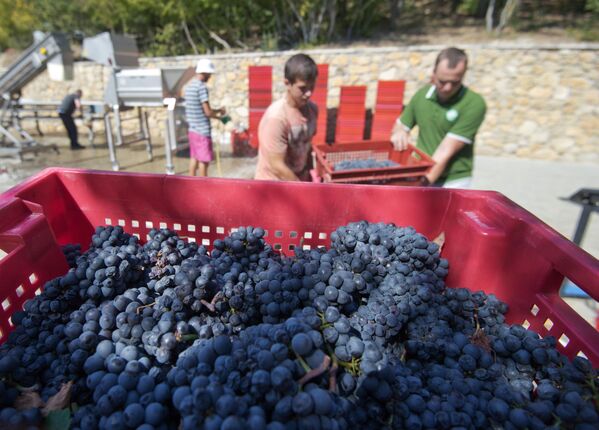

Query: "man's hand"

xmin=219 ymin=107 xmax=226 ymax=116
xmin=390 ymin=127 xmax=411 ymax=151
xmin=419 ymin=176 xmax=430 ymax=186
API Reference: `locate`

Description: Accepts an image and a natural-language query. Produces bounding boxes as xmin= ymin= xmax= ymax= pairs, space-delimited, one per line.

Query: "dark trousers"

xmin=59 ymin=113 xmax=79 ymax=148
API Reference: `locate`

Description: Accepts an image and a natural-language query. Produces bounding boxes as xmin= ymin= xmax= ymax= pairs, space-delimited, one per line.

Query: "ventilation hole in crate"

xmin=319 ymin=232 xmax=327 ymax=240
xmin=290 ymin=231 xmax=298 ymax=238
xmin=202 ymin=226 xmax=210 ymax=233
xmin=132 ymin=220 xmax=139 ymax=228
xmin=562 ymin=290 xmax=598 ymax=329
xmin=29 ymin=273 xmax=37 ymax=284
xmin=145 ymin=221 xmax=153 ymax=228
xmin=543 ymin=318 xmax=554 ymax=331
xmin=558 ymin=334 xmax=570 ymax=347
xmin=216 ymin=227 xmax=224 ymax=234
xmin=231 ymin=228 xmax=239 ymax=234
xmin=159 ymin=222 xmax=167 ymax=229
xmin=577 ymin=351 xmax=588 ymax=359
xmin=188 ymin=237 xmax=196 ymax=243
xmin=1 ymin=299 xmax=10 ymax=311
xmin=35 ymin=288 xmax=42 ymax=296
xmin=263 ymin=230 xmax=269 ymax=237
xmin=303 ymin=245 xmax=311 ymax=250
xmin=318 ymin=245 xmax=326 ymax=250
xmin=288 ymin=244 xmax=295 ymax=251
xmin=304 ymin=232 xmax=313 ymax=239
xmin=105 ymin=218 xmax=112 ymax=225
xmin=274 ymin=230 xmax=283 ymax=238
xmin=0 ymin=248 xmax=7 ymax=262
xmin=202 ymin=239 xmax=210 ymax=246
xmin=16 ymin=285 xmax=24 ymax=297
xmin=188 ymin=225 xmax=196 ymax=232
xmin=274 ymin=244 xmax=282 ymax=251
xmin=173 ymin=223 xmax=181 ymax=231
xmin=118 ymin=219 xmax=126 ymax=227
xmin=530 ymin=304 xmax=540 ymax=316
xmin=133 ymin=233 xmax=140 ymax=240
xmin=522 ymin=320 xmax=530 ymax=329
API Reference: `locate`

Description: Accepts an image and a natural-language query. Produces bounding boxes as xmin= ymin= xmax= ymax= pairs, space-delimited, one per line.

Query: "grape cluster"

xmin=62 ymin=243 xmax=82 ymax=268
xmin=334 ymin=159 xmax=400 ymax=171
xmin=0 ymin=221 xmax=596 ymax=430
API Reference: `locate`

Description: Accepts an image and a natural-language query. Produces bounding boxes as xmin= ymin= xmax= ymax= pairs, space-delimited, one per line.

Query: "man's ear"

xmin=284 ymin=78 xmax=291 ymax=87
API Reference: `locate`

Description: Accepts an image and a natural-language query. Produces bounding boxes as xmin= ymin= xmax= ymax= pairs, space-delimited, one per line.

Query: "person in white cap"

xmin=184 ymin=58 xmax=227 ymax=176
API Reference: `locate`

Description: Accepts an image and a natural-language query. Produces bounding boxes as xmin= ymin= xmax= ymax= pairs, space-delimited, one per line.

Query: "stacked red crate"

xmin=335 ymin=86 xmax=367 ymax=142
xmin=311 ymin=64 xmax=329 ymax=145
xmin=248 ymin=66 xmax=273 ymax=148
xmin=371 ymin=80 xmax=406 ymax=141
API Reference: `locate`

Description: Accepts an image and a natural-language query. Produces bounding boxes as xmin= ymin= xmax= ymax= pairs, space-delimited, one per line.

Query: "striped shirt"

xmin=184 ymin=78 xmax=211 ymax=136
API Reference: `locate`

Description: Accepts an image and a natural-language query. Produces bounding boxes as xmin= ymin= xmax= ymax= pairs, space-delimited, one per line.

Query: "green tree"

xmin=0 ymin=0 xmax=39 ymax=50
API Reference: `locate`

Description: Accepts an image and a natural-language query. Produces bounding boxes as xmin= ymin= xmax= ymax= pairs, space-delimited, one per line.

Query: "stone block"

xmin=518 ymin=120 xmax=538 ymax=136
xmin=552 ymin=137 xmax=576 ymax=152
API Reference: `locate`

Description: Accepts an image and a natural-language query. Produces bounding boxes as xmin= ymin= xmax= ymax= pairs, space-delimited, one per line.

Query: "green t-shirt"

xmin=400 ymin=84 xmax=486 ymax=184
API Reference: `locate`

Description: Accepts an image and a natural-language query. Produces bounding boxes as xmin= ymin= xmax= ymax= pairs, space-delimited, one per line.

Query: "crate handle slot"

xmin=0 ymin=197 xmax=69 ymax=341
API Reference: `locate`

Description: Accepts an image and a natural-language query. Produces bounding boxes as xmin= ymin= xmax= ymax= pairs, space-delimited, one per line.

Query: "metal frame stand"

xmin=560 ymin=189 xmax=599 ymax=300
xmin=0 ymin=97 xmax=58 ymax=159
xmin=164 ymin=98 xmax=177 ymax=175
xmin=104 ymin=113 xmax=119 ymax=171
xmin=564 ymin=189 xmax=599 ymax=247
xmin=105 ymin=105 xmax=154 ymax=171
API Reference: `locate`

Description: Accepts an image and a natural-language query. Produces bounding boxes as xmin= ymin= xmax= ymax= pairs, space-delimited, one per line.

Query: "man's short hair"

xmin=284 ymin=54 xmax=318 ymax=84
xmin=435 ymin=47 xmax=468 ymax=70
xmin=75 ymin=89 xmax=83 ymax=96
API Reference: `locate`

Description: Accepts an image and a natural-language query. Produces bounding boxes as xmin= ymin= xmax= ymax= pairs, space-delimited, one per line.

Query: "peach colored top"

xmin=255 ymin=98 xmax=318 ymax=181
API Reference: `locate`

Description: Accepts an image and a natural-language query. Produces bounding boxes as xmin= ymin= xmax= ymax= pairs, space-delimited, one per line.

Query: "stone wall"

xmin=19 ymin=43 xmax=599 ymax=162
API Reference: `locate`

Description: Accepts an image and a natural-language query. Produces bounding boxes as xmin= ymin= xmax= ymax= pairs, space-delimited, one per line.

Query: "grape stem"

xmin=298 ymin=354 xmax=331 ymax=386
xmin=328 ymin=355 xmax=338 ymax=393
xmin=135 ymin=302 xmax=156 ymax=314
xmin=200 ymin=291 xmax=223 ymax=313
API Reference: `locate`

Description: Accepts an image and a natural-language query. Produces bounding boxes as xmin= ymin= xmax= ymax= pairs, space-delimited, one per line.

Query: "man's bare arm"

xmin=425 ymin=136 xmax=466 ymax=184
xmin=264 ymin=151 xmax=300 ymax=181
xmin=202 ymin=102 xmax=225 ymax=119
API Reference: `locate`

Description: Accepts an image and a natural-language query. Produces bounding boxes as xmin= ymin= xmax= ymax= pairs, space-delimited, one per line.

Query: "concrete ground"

xmin=1 ymin=134 xmax=597 ymax=325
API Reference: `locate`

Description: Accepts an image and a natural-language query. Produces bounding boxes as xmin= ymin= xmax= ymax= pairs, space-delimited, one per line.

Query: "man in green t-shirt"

xmin=391 ymin=47 xmax=486 ymax=188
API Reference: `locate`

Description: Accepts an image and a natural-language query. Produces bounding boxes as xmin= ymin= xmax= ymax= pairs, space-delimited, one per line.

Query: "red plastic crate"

xmin=371 ymin=80 xmax=406 ymax=141
xmin=335 ymin=86 xmax=367 ymax=142
xmin=231 ymin=129 xmax=257 ymax=158
xmin=248 ymin=66 xmax=273 ymax=149
xmin=312 ymin=140 xmax=434 ymax=184
xmin=1 ymin=168 xmax=598 ymax=366
xmin=311 ymin=64 xmax=329 ymax=145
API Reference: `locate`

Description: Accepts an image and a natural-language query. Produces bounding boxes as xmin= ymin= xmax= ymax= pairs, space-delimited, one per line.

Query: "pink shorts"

xmin=188 ymin=131 xmax=213 ymax=163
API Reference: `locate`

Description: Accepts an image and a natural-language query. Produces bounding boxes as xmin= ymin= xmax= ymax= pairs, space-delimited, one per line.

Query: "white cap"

xmin=196 ymin=59 xmax=216 ymax=74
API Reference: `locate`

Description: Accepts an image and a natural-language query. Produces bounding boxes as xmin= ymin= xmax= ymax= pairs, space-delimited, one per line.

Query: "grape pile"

xmin=334 ymin=159 xmax=400 ymax=171
xmin=0 ymin=222 xmax=597 ymax=429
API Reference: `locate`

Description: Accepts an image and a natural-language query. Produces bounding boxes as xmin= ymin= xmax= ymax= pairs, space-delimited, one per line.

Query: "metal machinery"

xmin=12 ymin=98 xmax=106 ymax=147
xmin=83 ymin=32 xmax=193 ymax=173
xmin=0 ymin=32 xmax=73 ymax=158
